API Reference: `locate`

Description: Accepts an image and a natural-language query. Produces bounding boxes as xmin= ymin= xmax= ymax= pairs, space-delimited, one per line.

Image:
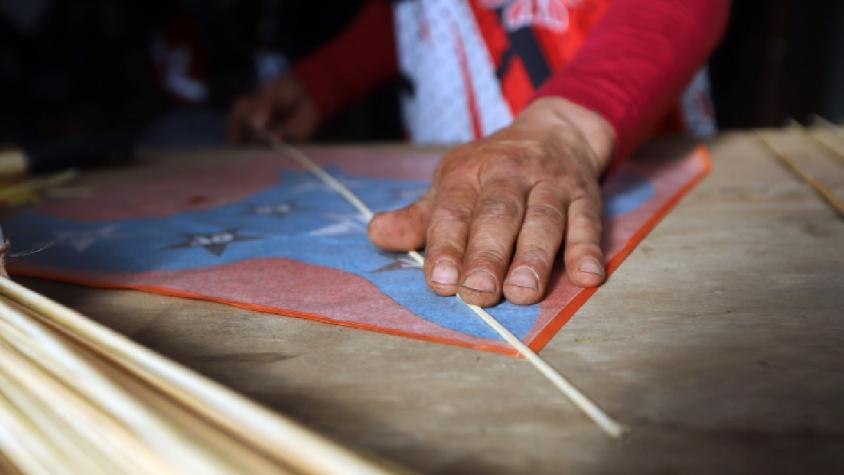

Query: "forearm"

xmin=292 ymin=0 xmax=398 ymax=120
xmin=533 ymin=0 xmax=730 ymax=167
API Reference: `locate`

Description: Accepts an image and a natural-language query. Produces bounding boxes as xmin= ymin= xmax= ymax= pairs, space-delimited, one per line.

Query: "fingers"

xmin=227 ymin=93 xmax=275 ymax=143
xmin=422 ymin=183 xmax=478 ymax=297
xmin=368 ymin=191 xmax=433 ymax=252
xmin=457 ymin=178 xmax=528 ymax=307
xmin=367 ymin=134 xmax=606 ymax=307
xmin=564 ymin=190 xmax=605 ymax=287
xmin=227 ymin=96 xmax=257 ymax=143
xmin=503 ymin=183 xmax=566 ymax=304
xmin=271 ymin=100 xmax=320 ymax=143
xmin=249 ymin=88 xmax=278 ymax=132
xmin=227 ymin=75 xmax=311 ymax=144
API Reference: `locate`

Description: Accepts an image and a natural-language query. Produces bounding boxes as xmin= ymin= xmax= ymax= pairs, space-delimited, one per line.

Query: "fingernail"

xmin=462 ymin=270 xmax=497 ymax=293
xmin=579 ymin=258 xmax=604 ymax=276
xmin=507 ymin=267 xmax=538 ymax=290
xmin=431 ymin=260 xmax=458 ymax=286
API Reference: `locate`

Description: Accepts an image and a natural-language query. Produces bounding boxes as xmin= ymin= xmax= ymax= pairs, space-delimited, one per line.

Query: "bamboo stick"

xmin=0 ymin=300 xmax=301 ymax=474
xmin=0 ymin=343 xmax=126 ymax=475
xmin=756 ymin=131 xmax=844 ymax=217
xmin=0 ymin=169 xmax=77 ymax=206
xmin=0 ymin=393 xmax=56 ymax=475
xmin=0 ymin=451 xmax=26 ymax=475
xmin=0 ymin=315 xmax=176 ymax=475
xmin=0 ymin=148 xmax=27 ymax=178
xmin=804 ymin=127 xmax=844 ymax=165
xmin=0 ymin=276 xmax=403 ymax=475
xmin=0 ymin=298 xmax=237 ymax=475
xmin=788 ymin=118 xmax=844 ymax=165
xmin=812 ymin=114 xmax=839 ymax=128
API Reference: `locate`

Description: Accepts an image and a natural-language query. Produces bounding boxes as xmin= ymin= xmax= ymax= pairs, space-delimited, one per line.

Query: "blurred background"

xmin=1 ymin=0 xmax=843 ymax=151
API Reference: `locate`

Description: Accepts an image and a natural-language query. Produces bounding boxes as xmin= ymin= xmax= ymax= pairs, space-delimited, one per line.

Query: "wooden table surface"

xmin=20 ymin=130 xmax=844 ymax=474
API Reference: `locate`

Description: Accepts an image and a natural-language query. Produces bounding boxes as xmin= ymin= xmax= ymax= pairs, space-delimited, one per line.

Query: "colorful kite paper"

xmin=3 ymin=146 xmax=709 ymax=354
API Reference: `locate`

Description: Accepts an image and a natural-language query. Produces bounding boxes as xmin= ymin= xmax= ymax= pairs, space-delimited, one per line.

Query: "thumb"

xmin=367 ymin=190 xmax=433 ymax=252
xmin=273 ymin=98 xmax=320 ymax=142
xmin=249 ymin=91 xmax=276 ymax=132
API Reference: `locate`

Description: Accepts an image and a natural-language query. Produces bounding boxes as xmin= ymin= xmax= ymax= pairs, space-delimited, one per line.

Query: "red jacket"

xmin=294 ymin=0 xmax=730 ymax=163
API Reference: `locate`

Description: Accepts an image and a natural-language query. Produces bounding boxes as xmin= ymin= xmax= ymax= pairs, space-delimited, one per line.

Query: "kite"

xmin=2 ymin=145 xmax=709 ymax=355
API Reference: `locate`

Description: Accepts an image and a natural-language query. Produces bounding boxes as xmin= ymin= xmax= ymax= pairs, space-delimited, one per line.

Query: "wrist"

xmin=515 ymin=97 xmax=616 ymax=174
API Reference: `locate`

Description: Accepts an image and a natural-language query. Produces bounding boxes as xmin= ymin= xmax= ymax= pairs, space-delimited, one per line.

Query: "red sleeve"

xmin=534 ymin=0 xmax=730 ymax=164
xmin=292 ymin=0 xmax=397 ymax=121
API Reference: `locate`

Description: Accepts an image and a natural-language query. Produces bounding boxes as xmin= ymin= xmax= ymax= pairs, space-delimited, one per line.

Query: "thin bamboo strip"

xmin=812 ymin=114 xmax=839 ymax=128
xmin=0 ymin=451 xmax=26 ymax=475
xmin=0 ymin=342 xmax=121 ymax=475
xmin=0 ymin=169 xmax=77 ymax=206
xmin=0 ymin=315 xmax=176 ymax=475
xmin=0 ymin=392 xmax=63 ymax=475
xmin=755 ymin=131 xmax=844 ymax=217
xmin=70 ymin=332 xmax=299 ymax=474
xmin=0 ymin=277 xmax=403 ymax=475
xmin=0 ymin=299 xmax=239 ymax=475
xmin=257 ymin=130 xmax=628 ymax=439
xmin=0 ymin=300 xmax=300 ymax=474
xmin=0 ymin=294 xmax=360 ymax=474
xmin=787 ymin=118 xmax=844 ymax=165
xmin=803 ymin=128 xmax=844 ymax=165
xmin=0 ymin=148 xmax=26 ymax=178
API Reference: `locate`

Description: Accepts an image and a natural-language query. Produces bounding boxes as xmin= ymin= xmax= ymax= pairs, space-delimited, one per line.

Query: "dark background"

xmin=1 ymin=0 xmax=842 ymax=149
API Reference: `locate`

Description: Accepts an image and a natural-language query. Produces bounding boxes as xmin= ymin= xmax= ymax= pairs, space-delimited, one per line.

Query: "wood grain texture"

xmin=20 ymin=131 xmax=844 ymax=474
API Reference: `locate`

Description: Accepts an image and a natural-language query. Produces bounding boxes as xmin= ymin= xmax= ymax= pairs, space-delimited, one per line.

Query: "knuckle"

xmin=475 ymin=195 xmax=523 ymax=220
xmin=565 ymin=178 xmax=590 ymax=195
xmin=580 ymin=180 xmax=603 ymax=201
xmin=575 ymin=208 xmax=602 ymax=227
xmin=425 ymin=244 xmax=464 ymax=267
xmin=525 ymin=203 xmax=564 ymax=226
xmin=566 ymin=241 xmax=602 ymax=256
xmin=574 ymin=175 xmax=593 ymax=192
xmin=466 ymin=248 xmax=508 ymax=267
xmin=430 ymin=203 xmax=472 ymax=225
xmin=426 ymin=244 xmax=461 ymax=261
xmin=560 ymin=175 xmax=599 ymax=198
xmin=479 ymin=158 xmax=529 ymax=182
xmin=556 ymin=175 xmax=578 ymax=191
xmin=516 ymin=245 xmax=552 ymax=265
xmin=569 ymin=226 xmax=601 ymax=245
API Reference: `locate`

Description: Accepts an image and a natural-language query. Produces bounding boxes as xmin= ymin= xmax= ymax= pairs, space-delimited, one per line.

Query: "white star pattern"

xmin=250 ymin=202 xmax=293 ymax=218
xmin=168 ymin=229 xmax=260 ymax=256
xmin=373 ymin=255 xmax=424 ymax=273
xmin=54 ymin=225 xmax=121 ymax=252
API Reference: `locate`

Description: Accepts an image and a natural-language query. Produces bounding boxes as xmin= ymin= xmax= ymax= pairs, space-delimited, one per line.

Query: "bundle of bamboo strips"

xmin=0 ymin=275 xmax=405 ymax=475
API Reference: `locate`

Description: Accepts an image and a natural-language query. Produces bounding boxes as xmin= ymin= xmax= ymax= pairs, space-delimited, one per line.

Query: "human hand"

xmin=227 ymin=73 xmax=320 ymax=143
xmin=368 ymin=97 xmax=616 ymax=307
